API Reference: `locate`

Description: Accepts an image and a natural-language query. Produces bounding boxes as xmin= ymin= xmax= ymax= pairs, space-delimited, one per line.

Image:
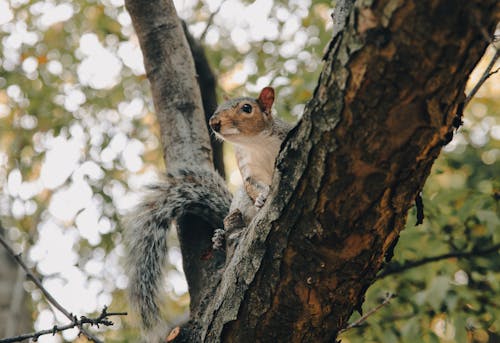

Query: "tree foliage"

xmin=0 ymin=0 xmax=498 ymax=341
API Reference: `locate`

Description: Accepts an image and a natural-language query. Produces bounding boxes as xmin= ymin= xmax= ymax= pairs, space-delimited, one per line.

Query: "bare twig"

xmin=0 ymin=225 xmax=109 ymax=342
xmin=339 ymin=293 xmax=396 ymax=333
xmin=199 ymin=0 xmax=226 ymax=42
xmin=0 ymin=306 xmax=127 ymax=343
xmin=378 ymin=243 xmax=500 ymax=279
xmin=463 ymin=46 xmax=500 ymax=108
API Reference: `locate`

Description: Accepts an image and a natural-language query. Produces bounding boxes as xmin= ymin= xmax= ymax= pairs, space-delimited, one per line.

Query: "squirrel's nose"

xmin=209 ymin=116 xmax=221 ymax=132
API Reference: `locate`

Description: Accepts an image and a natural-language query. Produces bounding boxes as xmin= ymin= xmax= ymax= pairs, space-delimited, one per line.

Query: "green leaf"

xmin=426 ymin=276 xmax=450 ymax=311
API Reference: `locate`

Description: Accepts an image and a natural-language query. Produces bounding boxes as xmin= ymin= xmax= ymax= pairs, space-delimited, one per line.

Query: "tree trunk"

xmin=125 ymin=0 xmax=499 ymax=341
xmin=0 ymin=229 xmax=32 ymax=338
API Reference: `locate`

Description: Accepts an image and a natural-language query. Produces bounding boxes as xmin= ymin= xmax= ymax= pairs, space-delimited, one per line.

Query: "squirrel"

xmin=209 ymin=86 xmax=292 ymax=223
xmin=125 ymin=87 xmax=291 ymax=340
xmin=209 ymin=87 xmax=292 ymax=256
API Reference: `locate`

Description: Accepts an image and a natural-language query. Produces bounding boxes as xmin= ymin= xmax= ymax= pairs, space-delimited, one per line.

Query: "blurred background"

xmin=0 ymin=0 xmax=498 ymax=341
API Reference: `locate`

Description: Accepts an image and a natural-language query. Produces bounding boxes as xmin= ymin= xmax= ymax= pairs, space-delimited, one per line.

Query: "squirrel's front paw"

xmin=212 ymin=228 xmax=226 ymax=250
xmin=255 ymin=187 xmax=270 ymax=209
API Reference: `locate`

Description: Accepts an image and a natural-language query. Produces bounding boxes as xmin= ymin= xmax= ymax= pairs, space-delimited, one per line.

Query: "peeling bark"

xmin=125 ymin=0 xmax=500 ymax=342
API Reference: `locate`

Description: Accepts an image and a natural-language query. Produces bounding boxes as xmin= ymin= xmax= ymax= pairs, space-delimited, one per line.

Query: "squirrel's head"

xmin=209 ymin=87 xmax=275 ymax=144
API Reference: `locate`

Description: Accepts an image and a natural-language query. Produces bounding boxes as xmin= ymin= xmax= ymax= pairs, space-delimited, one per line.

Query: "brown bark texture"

xmin=125 ymin=0 xmax=499 ymax=342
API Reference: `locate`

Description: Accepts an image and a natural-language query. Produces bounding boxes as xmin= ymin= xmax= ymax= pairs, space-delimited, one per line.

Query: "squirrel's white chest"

xmin=235 ymin=133 xmax=282 ymax=185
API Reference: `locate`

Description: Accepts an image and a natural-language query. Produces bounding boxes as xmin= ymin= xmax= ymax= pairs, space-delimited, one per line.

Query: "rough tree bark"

xmin=125 ymin=0 xmax=228 ymax=317
xmin=182 ymin=21 xmax=225 ymax=178
xmin=125 ymin=0 xmax=499 ymax=342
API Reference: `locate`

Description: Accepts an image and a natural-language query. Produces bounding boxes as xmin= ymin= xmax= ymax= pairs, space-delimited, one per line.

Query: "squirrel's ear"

xmin=257 ymin=87 xmax=274 ymax=114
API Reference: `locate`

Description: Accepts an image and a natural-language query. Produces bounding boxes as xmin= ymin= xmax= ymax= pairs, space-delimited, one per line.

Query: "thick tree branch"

xmin=182 ymin=21 xmax=225 ymax=177
xmin=125 ymin=0 xmax=213 ymax=171
xmin=378 ymin=243 xmax=500 ymax=279
xmin=200 ymin=1 xmax=500 ymax=342
xmin=125 ymin=0 xmax=228 ymax=321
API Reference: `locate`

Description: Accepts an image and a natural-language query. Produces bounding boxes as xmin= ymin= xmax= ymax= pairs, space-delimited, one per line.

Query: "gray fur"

xmin=124 ymin=167 xmax=231 ymax=339
xmin=271 ymin=117 xmax=293 ymax=141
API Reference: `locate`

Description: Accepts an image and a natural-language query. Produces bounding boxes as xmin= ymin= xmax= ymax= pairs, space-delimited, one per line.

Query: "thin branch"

xmin=463 ymin=46 xmax=500 ymax=108
xmin=339 ymin=293 xmax=396 ymax=333
xmin=0 ymin=225 xmax=103 ymax=342
xmin=199 ymin=0 xmax=226 ymax=42
xmin=378 ymin=243 xmax=500 ymax=279
xmin=0 ymin=307 xmax=127 ymax=343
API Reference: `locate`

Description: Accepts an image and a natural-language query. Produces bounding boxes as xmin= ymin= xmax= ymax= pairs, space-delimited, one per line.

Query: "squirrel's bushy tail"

xmin=125 ymin=167 xmax=231 ymax=338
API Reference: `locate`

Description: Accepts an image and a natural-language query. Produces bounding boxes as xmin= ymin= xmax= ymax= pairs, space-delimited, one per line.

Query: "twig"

xmin=0 ymin=307 xmax=127 ymax=343
xmin=463 ymin=46 xmax=500 ymax=108
xmin=378 ymin=243 xmax=500 ymax=279
xmin=0 ymin=225 xmax=104 ymax=342
xmin=199 ymin=0 xmax=226 ymax=42
xmin=339 ymin=293 xmax=395 ymax=333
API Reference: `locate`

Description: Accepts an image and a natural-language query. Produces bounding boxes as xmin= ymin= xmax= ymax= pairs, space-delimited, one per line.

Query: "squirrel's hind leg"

xmin=212 ymin=186 xmax=256 ymax=262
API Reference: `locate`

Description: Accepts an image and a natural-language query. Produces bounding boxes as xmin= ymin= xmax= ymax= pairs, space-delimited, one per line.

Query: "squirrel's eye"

xmin=241 ymin=104 xmax=252 ymax=113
